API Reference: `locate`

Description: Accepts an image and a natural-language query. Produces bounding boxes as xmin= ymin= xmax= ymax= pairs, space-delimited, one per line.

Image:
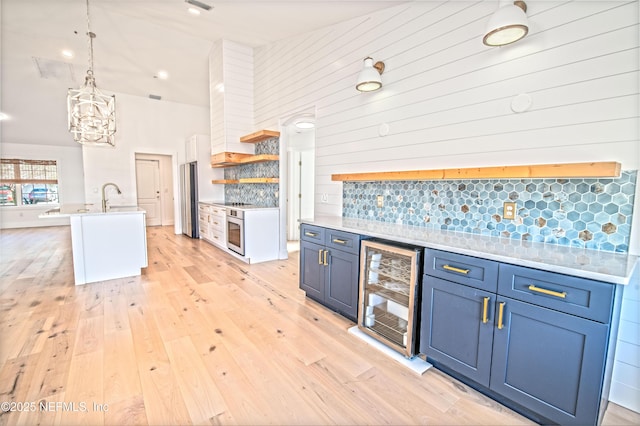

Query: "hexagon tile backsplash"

xmin=342 ymin=171 xmax=637 ymax=253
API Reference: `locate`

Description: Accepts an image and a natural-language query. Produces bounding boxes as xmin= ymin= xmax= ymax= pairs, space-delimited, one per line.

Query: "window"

xmin=0 ymin=159 xmax=59 ymax=206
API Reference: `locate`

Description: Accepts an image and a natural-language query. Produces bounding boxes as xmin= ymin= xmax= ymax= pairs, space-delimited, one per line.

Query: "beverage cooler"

xmin=358 ymin=240 xmax=423 ymax=358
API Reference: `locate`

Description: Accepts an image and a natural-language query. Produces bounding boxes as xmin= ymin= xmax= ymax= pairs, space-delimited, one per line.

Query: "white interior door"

xmin=135 ymin=159 xmax=161 ymax=226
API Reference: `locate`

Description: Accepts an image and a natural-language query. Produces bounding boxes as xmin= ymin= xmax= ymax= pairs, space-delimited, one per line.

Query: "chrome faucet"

xmin=101 ymin=182 xmax=122 ymax=212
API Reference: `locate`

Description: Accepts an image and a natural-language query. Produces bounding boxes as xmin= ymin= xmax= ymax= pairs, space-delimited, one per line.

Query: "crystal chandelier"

xmin=67 ymin=0 xmax=116 ymax=147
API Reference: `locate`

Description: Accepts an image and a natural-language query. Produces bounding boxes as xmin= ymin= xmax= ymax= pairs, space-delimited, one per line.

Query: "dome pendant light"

xmin=67 ymin=0 xmax=116 ymax=147
xmin=356 ymin=57 xmax=385 ymax=92
xmin=483 ymin=0 xmax=529 ymax=47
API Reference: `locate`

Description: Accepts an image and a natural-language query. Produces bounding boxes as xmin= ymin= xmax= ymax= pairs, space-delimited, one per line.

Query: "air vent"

xmin=185 ymin=0 xmax=212 ymax=11
xmin=149 ymin=94 xmax=162 ymax=100
xmin=32 ymin=57 xmax=76 ymax=83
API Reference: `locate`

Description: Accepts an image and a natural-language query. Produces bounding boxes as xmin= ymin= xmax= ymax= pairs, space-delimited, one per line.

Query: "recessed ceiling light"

xmin=157 ymin=70 xmax=169 ymax=80
xmin=187 ymin=7 xmax=201 ymax=15
xmin=62 ymin=49 xmax=74 ymax=59
xmin=295 ymin=120 xmax=315 ymax=129
xmin=0 ymin=112 xmax=10 ymax=121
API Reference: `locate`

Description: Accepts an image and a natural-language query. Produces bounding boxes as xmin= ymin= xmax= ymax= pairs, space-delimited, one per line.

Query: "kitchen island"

xmin=41 ymin=204 xmax=148 ymax=285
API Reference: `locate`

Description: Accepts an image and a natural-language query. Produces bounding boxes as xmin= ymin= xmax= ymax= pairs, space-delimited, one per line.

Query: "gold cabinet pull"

xmin=497 ymin=302 xmax=505 ymax=330
xmin=318 ymin=249 xmax=323 ymax=265
xmin=305 ymin=231 xmax=318 ymax=237
xmin=482 ymin=297 xmax=490 ymax=324
xmin=332 ymin=238 xmax=347 ymax=244
xmin=323 ymin=250 xmax=329 ymax=266
xmin=528 ymin=285 xmax=567 ymax=299
xmin=443 ymin=264 xmax=470 ymax=275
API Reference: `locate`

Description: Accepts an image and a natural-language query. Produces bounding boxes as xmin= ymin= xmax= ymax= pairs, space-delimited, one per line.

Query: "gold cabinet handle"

xmin=482 ymin=297 xmax=490 ymax=324
xmin=318 ymin=249 xmax=323 ymax=265
xmin=528 ymin=285 xmax=567 ymax=299
xmin=332 ymin=238 xmax=347 ymax=245
xmin=323 ymin=250 xmax=329 ymax=266
xmin=497 ymin=302 xmax=505 ymax=330
xmin=213 ymin=221 xmax=219 ymax=225
xmin=443 ymin=264 xmax=470 ymax=275
xmin=305 ymin=231 xmax=318 ymax=237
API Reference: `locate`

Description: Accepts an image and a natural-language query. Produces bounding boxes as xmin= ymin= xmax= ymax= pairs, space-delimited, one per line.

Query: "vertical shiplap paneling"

xmin=253 ymin=1 xmax=639 ymax=411
xmin=222 ymin=40 xmax=254 ymax=154
xmin=209 ymin=40 xmax=225 ymax=155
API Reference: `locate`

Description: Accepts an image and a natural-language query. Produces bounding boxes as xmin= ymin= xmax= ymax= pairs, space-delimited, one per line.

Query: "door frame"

xmin=279 ymin=107 xmax=316 ymax=256
xmin=134 ymin=152 xmax=175 ymax=227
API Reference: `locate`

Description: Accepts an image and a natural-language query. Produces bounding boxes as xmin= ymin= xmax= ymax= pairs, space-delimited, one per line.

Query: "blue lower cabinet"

xmin=324 ymin=250 xmax=359 ymax=320
xmin=489 ymin=296 xmax=609 ymax=426
xmin=299 ymin=224 xmax=363 ymax=321
xmin=299 ymin=240 xmax=325 ymax=302
xmin=421 ymin=249 xmax=620 ymax=426
xmin=420 ymin=276 xmax=495 ymax=386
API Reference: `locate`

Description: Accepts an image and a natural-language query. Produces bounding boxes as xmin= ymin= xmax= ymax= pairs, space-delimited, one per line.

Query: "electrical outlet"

xmin=503 ymin=202 xmax=516 ymax=220
xmin=376 ymin=195 xmax=384 ymax=208
xmin=320 ymin=193 xmax=328 ymax=203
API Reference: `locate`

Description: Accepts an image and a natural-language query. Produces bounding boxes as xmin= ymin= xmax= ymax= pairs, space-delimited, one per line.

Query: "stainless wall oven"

xmin=226 ymin=208 xmax=244 ymax=255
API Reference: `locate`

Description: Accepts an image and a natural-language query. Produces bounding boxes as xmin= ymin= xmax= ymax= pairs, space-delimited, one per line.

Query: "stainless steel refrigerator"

xmin=180 ymin=162 xmax=199 ymax=238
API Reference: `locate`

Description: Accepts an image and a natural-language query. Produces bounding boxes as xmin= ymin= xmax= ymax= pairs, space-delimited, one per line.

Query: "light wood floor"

xmin=0 ymin=225 xmax=638 ymax=426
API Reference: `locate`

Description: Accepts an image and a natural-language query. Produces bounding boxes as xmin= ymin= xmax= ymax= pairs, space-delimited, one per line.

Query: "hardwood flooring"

xmin=0 ymin=225 xmax=638 ymax=425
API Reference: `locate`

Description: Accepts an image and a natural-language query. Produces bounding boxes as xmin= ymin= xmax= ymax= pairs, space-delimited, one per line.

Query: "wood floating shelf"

xmin=211 ymin=179 xmax=239 ymax=184
xmin=210 ymin=152 xmax=252 ymax=168
xmin=211 ymin=178 xmax=279 ymax=184
xmin=211 ymin=153 xmax=279 ymax=168
xmin=331 ymin=162 xmax=622 ymax=182
xmin=240 ymin=130 xmax=280 ymax=143
xmin=242 ymin=154 xmax=279 ymax=164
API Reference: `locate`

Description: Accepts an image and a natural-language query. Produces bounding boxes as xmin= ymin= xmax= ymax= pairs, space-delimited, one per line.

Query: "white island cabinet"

xmin=41 ymin=204 xmax=148 ymax=285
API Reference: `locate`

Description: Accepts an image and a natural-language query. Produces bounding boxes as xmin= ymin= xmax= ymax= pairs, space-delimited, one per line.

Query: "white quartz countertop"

xmin=301 ymin=216 xmax=639 ymax=285
xmin=40 ymin=204 xmax=145 ymax=217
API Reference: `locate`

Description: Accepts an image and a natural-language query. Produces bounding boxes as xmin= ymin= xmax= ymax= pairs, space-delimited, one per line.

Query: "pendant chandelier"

xmin=67 ymin=0 xmax=116 ymax=147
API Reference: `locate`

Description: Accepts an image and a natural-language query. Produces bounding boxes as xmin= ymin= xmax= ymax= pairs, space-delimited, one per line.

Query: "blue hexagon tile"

xmin=342 ymin=171 xmax=637 ymax=253
xmin=224 ymin=138 xmax=279 ymax=207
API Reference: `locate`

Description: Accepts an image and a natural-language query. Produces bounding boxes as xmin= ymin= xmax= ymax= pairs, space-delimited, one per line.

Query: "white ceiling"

xmin=1 ymin=0 xmax=405 ymax=146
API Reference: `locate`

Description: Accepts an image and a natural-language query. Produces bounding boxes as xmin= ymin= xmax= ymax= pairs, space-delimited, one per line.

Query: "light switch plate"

xmin=503 ymin=202 xmax=516 ymax=220
xmin=377 ymin=195 xmax=384 ymax=208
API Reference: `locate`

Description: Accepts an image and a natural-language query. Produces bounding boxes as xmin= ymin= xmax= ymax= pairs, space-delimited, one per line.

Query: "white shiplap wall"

xmin=252 ymin=0 xmax=640 ymax=412
xmin=210 ymin=40 xmax=255 ymax=155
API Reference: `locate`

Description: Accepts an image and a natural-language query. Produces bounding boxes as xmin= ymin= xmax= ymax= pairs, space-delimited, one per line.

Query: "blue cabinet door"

xmin=299 ymin=240 xmax=325 ymax=302
xmin=420 ymin=276 xmax=495 ymax=386
xmin=325 ymin=250 xmax=359 ymax=321
xmin=490 ymin=296 xmax=609 ymax=426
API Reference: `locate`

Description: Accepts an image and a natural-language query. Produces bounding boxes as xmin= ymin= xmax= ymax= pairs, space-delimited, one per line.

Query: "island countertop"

xmin=301 ymin=216 xmax=639 ymax=285
xmin=40 ymin=204 xmax=145 ymax=217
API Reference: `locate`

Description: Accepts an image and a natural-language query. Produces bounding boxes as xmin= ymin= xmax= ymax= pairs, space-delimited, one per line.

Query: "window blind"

xmin=0 ymin=159 xmax=58 ymax=184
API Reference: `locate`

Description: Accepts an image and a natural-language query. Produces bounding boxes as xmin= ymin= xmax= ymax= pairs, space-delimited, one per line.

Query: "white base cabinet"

xmin=243 ymin=209 xmax=279 ymax=263
xmin=198 ymin=203 xmax=226 ymax=248
xmin=70 ymin=211 xmax=148 ymax=285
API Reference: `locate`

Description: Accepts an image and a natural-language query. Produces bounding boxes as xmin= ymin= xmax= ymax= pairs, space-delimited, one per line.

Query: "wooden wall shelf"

xmin=240 ymin=130 xmax=280 ymax=143
xmin=210 ymin=152 xmax=252 ymax=167
xmin=331 ymin=162 xmax=621 ymax=182
xmin=212 ymin=178 xmax=279 ymax=184
xmin=211 ymin=153 xmax=279 ymax=168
